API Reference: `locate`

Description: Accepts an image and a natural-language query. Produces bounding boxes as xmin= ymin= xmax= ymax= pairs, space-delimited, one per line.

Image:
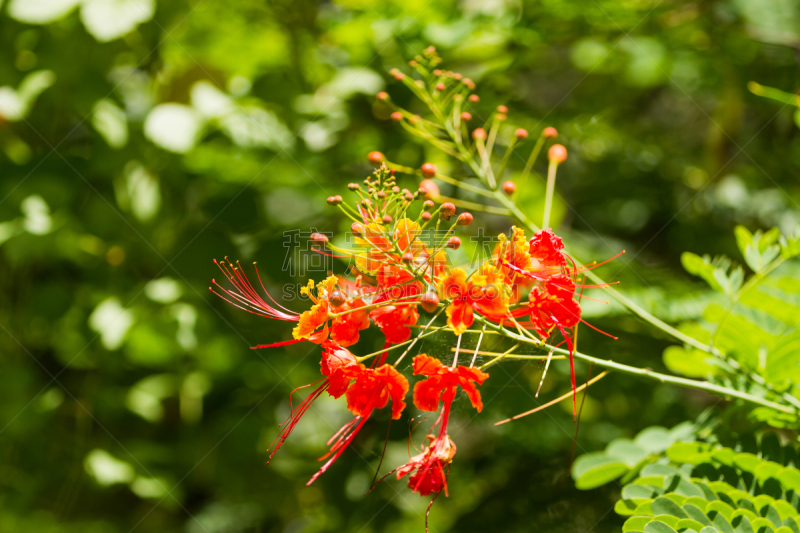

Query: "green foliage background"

xmin=1 ymin=0 xmax=799 ymax=532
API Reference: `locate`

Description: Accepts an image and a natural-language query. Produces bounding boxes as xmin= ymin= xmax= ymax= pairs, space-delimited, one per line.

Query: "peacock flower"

xmin=396 ymin=354 xmax=488 ymax=497
xmin=495 ymin=226 xmax=533 ymax=293
xmin=411 ymin=354 xmax=489 ymax=412
xmin=291 ymin=276 xmax=370 ymax=347
xmin=307 ymin=362 xmax=409 ymax=486
xmin=266 ymin=343 xmax=360 ymax=462
xmin=528 ymin=228 xmax=568 ymax=275
xmin=438 ymin=264 xmax=509 ymax=335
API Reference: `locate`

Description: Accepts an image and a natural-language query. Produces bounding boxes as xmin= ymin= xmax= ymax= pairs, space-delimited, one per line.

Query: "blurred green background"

xmin=1 ymin=0 xmax=799 ymax=532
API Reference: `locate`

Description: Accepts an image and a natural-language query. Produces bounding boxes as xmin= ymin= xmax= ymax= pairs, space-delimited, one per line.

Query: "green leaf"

xmin=668 ymin=442 xmax=714 ymax=464
xmin=683 ymin=504 xmax=713 ymax=526
xmin=783 ymin=517 xmax=800 ymax=533
xmin=572 ymin=452 xmax=629 ymax=489
xmin=645 ymin=521 xmax=679 ymax=533
xmin=663 ymin=346 xmax=720 ymax=378
xmin=636 ymin=427 xmax=675 ymax=454
xmin=713 ymin=449 xmax=737 ymax=466
xmin=709 ymin=511 xmax=735 ymax=533
xmin=708 ymin=501 xmax=736 ymax=521
xmin=609 ymin=439 xmax=652 ymax=468
xmin=618 ymin=498 xmax=640 ymax=516
xmin=734 ymin=453 xmax=764 ymax=474
xmin=678 ymin=519 xmax=710 ymax=532
xmin=777 ymin=467 xmax=800 ymax=492
xmin=626 ymin=516 xmax=654 ymax=531
xmin=653 ymin=497 xmax=689 ymax=519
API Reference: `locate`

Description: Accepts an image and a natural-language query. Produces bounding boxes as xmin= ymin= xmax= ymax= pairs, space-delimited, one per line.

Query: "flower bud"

xmin=409 ymin=115 xmax=421 ymax=125
xmin=469 ymin=94 xmax=480 ymax=103
xmin=548 ymin=144 xmax=567 ymax=164
xmin=389 ymin=68 xmax=400 ymax=77
xmin=327 ymin=195 xmax=342 ymax=206
xmin=435 ymin=82 xmax=446 ymax=91
xmin=377 ymin=190 xmax=386 ymax=199
xmin=419 ymin=179 xmax=440 ymax=200
xmin=391 ymin=111 xmax=403 ymax=121
xmin=503 ymin=181 xmax=516 ymax=195
xmin=543 ymin=127 xmax=558 ymax=138
xmin=421 ymin=211 xmax=431 ymax=221
xmin=463 ymin=78 xmax=475 ymax=90
xmin=453 ymin=73 xmax=463 ymax=81
xmin=421 ymin=162 xmax=437 ymax=178
xmin=376 ymin=91 xmax=389 ymax=101
xmin=420 ymin=291 xmax=440 ymax=313
xmin=404 ymin=192 xmax=414 ymax=201
xmin=351 ymin=222 xmax=364 ymax=235
xmin=497 ymin=105 xmax=508 ymax=113
xmin=472 ymin=128 xmax=487 ymax=141
xmin=329 ymin=289 xmax=347 ymax=308
xmin=460 ymin=112 xmax=472 ymax=121
xmin=393 ymin=72 xmax=406 ymax=81
xmin=348 ymin=182 xmax=361 ymax=191
xmin=446 ymin=236 xmax=461 ymax=250
xmin=402 ymin=251 xmax=414 ymax=264
xmin=433 ymin=69 xmax=443 ymax=76
xmin=409 ymin=60 xmax=418 ymax=67
xmin=423 ymin=200 xmax=434 ymax=209
xmin=457 ymin=212 xmax=473 ymax=226
xmin=496 ymin=113 xmax=507 ymax=121
xmin=368 ymin=151 xmax=385 ymax=164
xmin=310 ymin=232 xmax=328 ymax=245
xmin=515 ymin=128 xmax=528 ymax=140
xmin=440 ymin=202 xmax=456 ymax=220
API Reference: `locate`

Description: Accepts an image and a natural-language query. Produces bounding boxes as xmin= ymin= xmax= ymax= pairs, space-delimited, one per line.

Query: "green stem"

xmin=470 ymin=314 xmax=794 ymax=414
xmin=542 ymin=159 xmax=558 ymax=229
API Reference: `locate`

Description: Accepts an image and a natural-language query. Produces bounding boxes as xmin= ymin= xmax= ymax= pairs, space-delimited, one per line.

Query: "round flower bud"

xmin=496 ymin=113 xmax=507 ymax=121
xmin=469 ymin=94 xmax=480 ymax=103
xmin=453 ymin=73 xmax=463 ymax=81
xmin=390 ymin=111 xmax=403 ymax=121
xmin=503 ymin=181 xmax=516 ymax=195
xmin=389 ymin=68 xmax=400 ymax=77
xmin=402 ymin=251 xmax=414 ymax=264
xmin=404 ymin=192 xmax=414 ymax=201
xmin=460 ymin=112 xmax=472 ymax=121
xmin=377 ymin=190 xmax=386 ymax=199
xmin=329 ymin=289 xmax=347 ymax=308
xmin=463 ymin=78 xmax=475 ymax=90
xmin=423 ymin=200 xmax=434 ymax=209
xmin=376 ymin=91 xmax=389 ymax=101
xmin=548 ymin=144 xmax=567 ymax=164
xmin=393 ymin=72 xmax=406 ymax=81
xmin=543 ymin=127 xmax=558 ymax=138
xmin=457 ymin=212 xmax=473 ymax=226
xmin=497 ymin=105 xmax=508 ymax=113
xmin=419 ymin=179 xmax=440 ymax=200
xmin=347 ymin=183 xmax=361 ymax=191
xmin=515 ymin=128 xmax=528 ymax=140
xmin=472 ymin=128 xmax=487 ymax=141
xmin=392 ymin=186 xmax=400 ymax=193
xmin=351 ymin=222 xmax=365 ymax=235
xmin=420 ymin=291 xmax=440 ymax=313
xmin=310 ymin=232 xmax=328 ymax=245
xmin=435 ymin=82 xmax=446 ymax=91
xmin=409 ymin=115 xmax=421 ymax=125
xmin=433 ymin=69 xmax=443 ymax=76
xmin=327 ymin=195 xmax=342 ymax=206
xmin=368 ymin=151 xmax=385 ymax=164
xmin=421 ymin=211 xmax=432 ymax=221
xmin=446 ymin=236 xmax=461 ymax=250
xmin=382 ymin=214 xmax=393 ymax=224
xmin=421 ymin=162 xmax=437 ymax=178
xmin=440 ymin=202 xmax=456 ymax=220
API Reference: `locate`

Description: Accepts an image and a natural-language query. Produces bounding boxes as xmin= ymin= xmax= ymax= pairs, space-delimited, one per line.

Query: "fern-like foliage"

xmin=662 ymin=226 xmax=800 ymax=427
xmin=608 ymin=432 xmax=800 ymax=533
